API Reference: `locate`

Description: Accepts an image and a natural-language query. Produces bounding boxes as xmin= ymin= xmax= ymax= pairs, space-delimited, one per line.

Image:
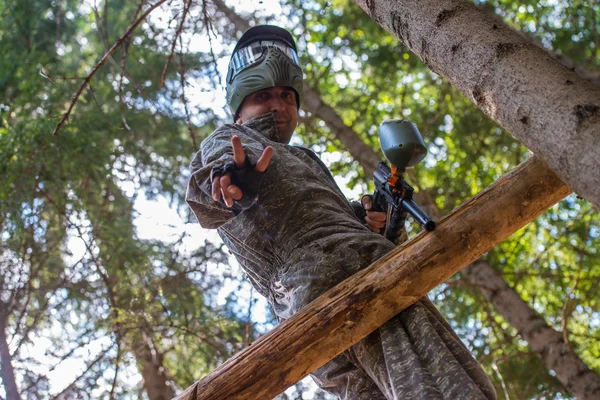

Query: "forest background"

xmin=1 ymin=0 xmax=598 ymax=399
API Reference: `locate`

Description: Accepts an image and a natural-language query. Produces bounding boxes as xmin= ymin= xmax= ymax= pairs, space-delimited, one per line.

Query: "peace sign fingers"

xmin=255 ymin=146 xmax=273 ymax=173
xmin=231 ymin=135 xmax=246 ymax=168
xmin=231 ymin=135 xmax=273 ymax=171
xmin=210 ymin=136 xmax=273 ymax=208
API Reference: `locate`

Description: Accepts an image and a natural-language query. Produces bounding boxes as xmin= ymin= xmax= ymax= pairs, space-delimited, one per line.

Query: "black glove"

xmin=210 ymin=158 xmax=266 ymax=212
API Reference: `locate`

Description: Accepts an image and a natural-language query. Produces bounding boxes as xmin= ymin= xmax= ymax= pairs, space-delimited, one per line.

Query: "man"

xmin=186 ymin=25 xmax=496 ymax=400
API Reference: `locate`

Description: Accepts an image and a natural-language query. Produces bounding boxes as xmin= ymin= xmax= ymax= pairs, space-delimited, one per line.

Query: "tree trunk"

xmin=353 ymin=0 xmax=600 ymax=209
xmin=175 ymin=156 xmax=571 ymax=400
xmin=0 ymin=311 xmax=22 ymax=400
xmin=462 ymin=261 xmax=600 ymax=400
xmin=131 ymin=332 xmax=175 ymax=400
xmin=80 ymin=183 xmax=175 ymax=400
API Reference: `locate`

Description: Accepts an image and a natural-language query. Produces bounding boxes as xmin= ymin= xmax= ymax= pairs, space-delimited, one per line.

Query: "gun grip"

xmin=371 ymin=191 xmax=386 ymax=213
xmin=370 ymin=191 xmax=390 ymax=236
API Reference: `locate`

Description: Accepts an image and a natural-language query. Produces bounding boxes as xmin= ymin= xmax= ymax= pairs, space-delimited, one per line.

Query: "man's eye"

xmin=282 ymin=92 xmax=295 ymax=103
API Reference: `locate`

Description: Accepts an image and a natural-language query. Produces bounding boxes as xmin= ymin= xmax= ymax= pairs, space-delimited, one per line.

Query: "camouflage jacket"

xmin=186 ymin=113 xmax=394 ymax=319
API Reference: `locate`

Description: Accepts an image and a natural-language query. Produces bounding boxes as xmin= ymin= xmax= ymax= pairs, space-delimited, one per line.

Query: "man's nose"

xmin=269 ymin=97 xmax=285 ymax=112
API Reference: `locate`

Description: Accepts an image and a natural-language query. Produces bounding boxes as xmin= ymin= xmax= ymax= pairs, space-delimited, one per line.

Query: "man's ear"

xmin=235 ymin=117 xmax=243 ymax=124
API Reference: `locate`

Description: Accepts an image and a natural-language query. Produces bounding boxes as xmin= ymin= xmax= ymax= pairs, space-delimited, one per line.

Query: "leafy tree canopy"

xmin=0 ymin=0 xmax=597 ymax=399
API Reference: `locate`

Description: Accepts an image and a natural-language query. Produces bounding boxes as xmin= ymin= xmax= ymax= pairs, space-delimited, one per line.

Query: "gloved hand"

xmin=361 ymin=195 xmax=387 ymax=233
xmin=211 ymin=135 xmax=273 ymax=207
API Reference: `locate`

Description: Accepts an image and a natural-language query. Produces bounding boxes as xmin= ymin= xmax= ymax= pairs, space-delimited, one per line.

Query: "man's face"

xmin=235 ymin=86 xmax=298 ymax=144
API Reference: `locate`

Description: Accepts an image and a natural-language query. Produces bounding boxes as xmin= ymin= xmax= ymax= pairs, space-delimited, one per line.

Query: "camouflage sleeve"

xmin=185 ymin=124 xmax=269 ymax=229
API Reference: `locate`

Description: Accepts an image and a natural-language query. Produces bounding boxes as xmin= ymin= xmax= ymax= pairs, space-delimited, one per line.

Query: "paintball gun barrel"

xmin=371 ymin=120 xmax=435 ymax=243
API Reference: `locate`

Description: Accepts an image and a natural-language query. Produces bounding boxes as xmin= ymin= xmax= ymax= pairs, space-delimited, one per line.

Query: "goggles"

xmin=226 ymin=40 xmax=301 ymax=83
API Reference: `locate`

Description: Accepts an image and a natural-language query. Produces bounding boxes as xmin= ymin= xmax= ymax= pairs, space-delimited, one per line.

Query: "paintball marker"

xmin=371 ymin=120 xmax=436 ymax=244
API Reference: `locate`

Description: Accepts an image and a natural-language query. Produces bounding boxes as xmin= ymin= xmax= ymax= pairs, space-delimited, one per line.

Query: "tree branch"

xmin=160 ymin=0 xmax=192 ymax=88
xmin=52 ymin=0 xmax=169 ymax=136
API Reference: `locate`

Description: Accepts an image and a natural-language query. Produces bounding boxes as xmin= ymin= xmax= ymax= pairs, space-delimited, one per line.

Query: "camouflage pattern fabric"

xmin=186 ymin=113 xmax=496 ymax=400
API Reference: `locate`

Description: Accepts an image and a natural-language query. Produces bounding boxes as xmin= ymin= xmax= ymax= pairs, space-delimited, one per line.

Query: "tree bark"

xmin=175 ymin=156 xmax=571 ymax=400
xmin=352 ymin=0 xmax=600 ymax=209
xmin=0 ymin=310 xmax=22 ymax=400
xmin=462 ymin=261 xmax=600 ymax=400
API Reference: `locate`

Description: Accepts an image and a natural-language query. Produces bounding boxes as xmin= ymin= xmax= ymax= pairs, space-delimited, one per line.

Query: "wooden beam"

xmin=175 ymin=156 xmax=571 ymax=400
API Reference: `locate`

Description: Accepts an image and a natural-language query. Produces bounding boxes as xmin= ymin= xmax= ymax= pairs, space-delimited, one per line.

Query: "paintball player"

xmin=186 ymin=25 xmax=496 ymax=400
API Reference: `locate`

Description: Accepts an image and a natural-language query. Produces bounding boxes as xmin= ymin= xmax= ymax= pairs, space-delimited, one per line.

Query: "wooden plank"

xmin=175 ymin=156 xmax=571 ymax=400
